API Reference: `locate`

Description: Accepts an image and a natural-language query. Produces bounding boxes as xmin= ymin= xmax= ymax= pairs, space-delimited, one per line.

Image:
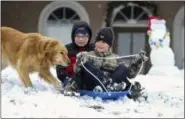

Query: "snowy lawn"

xmin=1 ymin=66 xmax=184 ymax=118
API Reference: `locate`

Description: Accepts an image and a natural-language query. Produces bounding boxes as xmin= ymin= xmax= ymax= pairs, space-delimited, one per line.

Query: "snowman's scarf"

xmin=148 ymin=32 xmax=170 ymax=48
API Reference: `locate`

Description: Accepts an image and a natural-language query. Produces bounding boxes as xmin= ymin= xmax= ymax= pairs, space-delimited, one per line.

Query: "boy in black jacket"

xmin=56 ymin=21 xmax=94 ymax=87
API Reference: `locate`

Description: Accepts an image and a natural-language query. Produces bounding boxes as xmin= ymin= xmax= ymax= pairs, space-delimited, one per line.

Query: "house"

xmin=1 ymin=1 xmax=184 ymax=73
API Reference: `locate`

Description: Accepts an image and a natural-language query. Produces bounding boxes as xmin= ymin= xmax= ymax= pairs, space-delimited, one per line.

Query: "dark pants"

xmin=78 ymin=62 xmax=132 ymax=91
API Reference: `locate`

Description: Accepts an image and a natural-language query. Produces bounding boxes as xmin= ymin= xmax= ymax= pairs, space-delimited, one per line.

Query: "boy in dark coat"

xmin=64 ymin=27 xmax=148 ymax=100
xmin=56 ymin=21 xmax=94 ymax=86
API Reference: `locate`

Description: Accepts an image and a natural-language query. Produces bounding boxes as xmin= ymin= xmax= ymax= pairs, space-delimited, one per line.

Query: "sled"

xmin=79 ymin=90 xmax=131 ymax=100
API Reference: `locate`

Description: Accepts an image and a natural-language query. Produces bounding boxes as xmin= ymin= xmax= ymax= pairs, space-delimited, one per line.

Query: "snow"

xmin=1 ymin=66 xmax=184 ymax=118
xmin=1 ymin=20 xmax=184 ymax=117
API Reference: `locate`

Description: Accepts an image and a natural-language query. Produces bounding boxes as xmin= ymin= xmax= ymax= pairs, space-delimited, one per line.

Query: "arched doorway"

xmin=173 ymin=5 xmax=184 ymax=69
xmin=38 ymin=1 xmax=90 ymax=45
xmin=106 ymin=2 xmax=157 ymax=74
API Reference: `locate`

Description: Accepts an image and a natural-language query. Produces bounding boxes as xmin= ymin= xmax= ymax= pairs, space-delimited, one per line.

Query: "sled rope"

xmin=80 ymin=54 xmax=144 ymax=93
xmin=127 ymin=60 xmax=144 ymax=92
xmin=85 ymin=53 xmax=144 ymax=76
xmin=136 ymin=59 xmax=144 ymax=76
xmin=86 ymin=54 xmax=138 ymax=60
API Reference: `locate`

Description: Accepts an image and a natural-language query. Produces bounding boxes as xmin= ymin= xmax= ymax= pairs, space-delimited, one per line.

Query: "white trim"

xmin=112 ymin=22 xmax=148 ymax=27
xmin=38 ymin=1 xmax=90 ymax=35
xmin=111 ymin=5 xmax=125 ymax=25
xmin=172 ymin=5 xmax=184 ymax=69
xmin=111 ymin=2 xmax=152 ymax=26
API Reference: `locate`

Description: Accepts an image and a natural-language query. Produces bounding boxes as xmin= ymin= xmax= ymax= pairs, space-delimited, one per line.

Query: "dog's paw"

xmin=54 ymin=81 xmax=64 ymax=91
xmin=55 ymin=85 xmax=64 ymax=93
xmin=59 ymin=88 xmax=65 ymax=94
xmin=63 ymin=90 xmax=80 ymax=97
xmin=63 ymin=90 xmax=73 ymax=96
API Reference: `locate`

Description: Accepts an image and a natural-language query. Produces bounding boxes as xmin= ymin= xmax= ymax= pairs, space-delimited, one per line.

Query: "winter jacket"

xmin=56 ymin=21 xmax=94 ymax=83
xmin=75 ymin=49 xmax=118 ymax=76
xmin=64 ymin=49 xmax=145 ymax=92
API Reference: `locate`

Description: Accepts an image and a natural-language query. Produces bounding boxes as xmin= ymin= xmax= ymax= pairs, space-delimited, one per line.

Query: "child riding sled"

xmin=63 ymin=27 xmax=148 ymax=101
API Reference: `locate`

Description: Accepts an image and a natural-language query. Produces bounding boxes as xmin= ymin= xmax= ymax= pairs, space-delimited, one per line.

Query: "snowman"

xmin=147 ymin=16 xmax=181 ymax=77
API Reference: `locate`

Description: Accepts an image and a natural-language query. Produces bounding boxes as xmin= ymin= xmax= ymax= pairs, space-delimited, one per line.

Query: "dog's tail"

xmin=1 ymin=27 xmax=11 ymax=70
xmin=1 ymin=27 xmax=7 ymax=69
xmin=1 ymin=27 xmax=8 ymax=58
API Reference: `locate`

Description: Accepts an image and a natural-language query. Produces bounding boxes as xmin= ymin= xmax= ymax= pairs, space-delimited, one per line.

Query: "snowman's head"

xmin=148 ymin=18 xmax=170 ymax=49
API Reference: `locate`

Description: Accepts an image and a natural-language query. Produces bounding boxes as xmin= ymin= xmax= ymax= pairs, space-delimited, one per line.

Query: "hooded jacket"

xmin=56 ymin=21 xmax=94 ymax=83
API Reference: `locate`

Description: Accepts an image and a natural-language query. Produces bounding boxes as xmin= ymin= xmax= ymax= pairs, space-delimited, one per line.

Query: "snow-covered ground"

xmin=1 ymin=66 xmax=184 ymax=118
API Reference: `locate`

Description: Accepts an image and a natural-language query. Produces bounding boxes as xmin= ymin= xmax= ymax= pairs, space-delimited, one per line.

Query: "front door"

xmin=113 ymin=27 xmax=151 ymax=74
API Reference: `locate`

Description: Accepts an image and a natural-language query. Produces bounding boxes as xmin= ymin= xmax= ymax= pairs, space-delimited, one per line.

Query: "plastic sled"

xmin=79 ymin=90 xmax=131 ymax=100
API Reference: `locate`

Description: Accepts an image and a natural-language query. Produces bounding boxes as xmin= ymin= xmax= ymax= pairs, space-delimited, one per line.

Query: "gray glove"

xmin=76 ymin=52 xmax=88 ymax=65
xmin=135 ymin=50 xmax=149 ymax=62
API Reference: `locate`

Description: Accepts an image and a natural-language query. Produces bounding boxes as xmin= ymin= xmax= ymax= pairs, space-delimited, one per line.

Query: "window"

xmin=38 ymin=1 xmax=89 ymax=45
xmin=47 ymin=7 xmax=80 ymax=23
xmin=112 ymin=2 xmax=151 ymax=27
xmin=46 ymin=7 xmax=81 ymax=45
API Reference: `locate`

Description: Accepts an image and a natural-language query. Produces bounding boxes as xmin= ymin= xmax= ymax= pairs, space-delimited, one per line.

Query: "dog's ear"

xmin=44 ymin=51 xmax=50 ymax=58
xmin=46 ymin=40 xmax=59 ymax=50
xmin=41 ymin=38 xmax=58 ymax=52
xmin=38 ymin=50 xmax=50 ymax=67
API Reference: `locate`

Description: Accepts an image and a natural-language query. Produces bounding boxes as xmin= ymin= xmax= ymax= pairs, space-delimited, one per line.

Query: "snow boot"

xmin=127 ymin=81 xmax=147 ymax=101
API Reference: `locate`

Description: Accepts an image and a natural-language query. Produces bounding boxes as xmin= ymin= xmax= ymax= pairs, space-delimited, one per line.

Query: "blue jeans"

xmin=63 ymin=77 xmax=71 ymax=87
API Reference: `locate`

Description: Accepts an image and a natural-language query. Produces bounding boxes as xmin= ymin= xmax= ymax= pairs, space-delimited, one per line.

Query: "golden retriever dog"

xmin=1 ymin=26 xmax=70 ymax=91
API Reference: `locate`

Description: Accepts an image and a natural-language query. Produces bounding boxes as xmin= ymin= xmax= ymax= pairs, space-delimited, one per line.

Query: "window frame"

xmin=38 ymin=1 xmax=90 ymax=35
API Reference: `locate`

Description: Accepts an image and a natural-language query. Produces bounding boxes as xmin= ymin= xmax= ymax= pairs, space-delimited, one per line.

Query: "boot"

xmin=127 ymin=81 xmax=145 ymax=101
xmin=93 ymin=85 xmax=103 ymax=92
xmin=106 ymin=81 xmax=126 ymax=92
xmin=113 ymin=82 xmax=126 ymax=91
